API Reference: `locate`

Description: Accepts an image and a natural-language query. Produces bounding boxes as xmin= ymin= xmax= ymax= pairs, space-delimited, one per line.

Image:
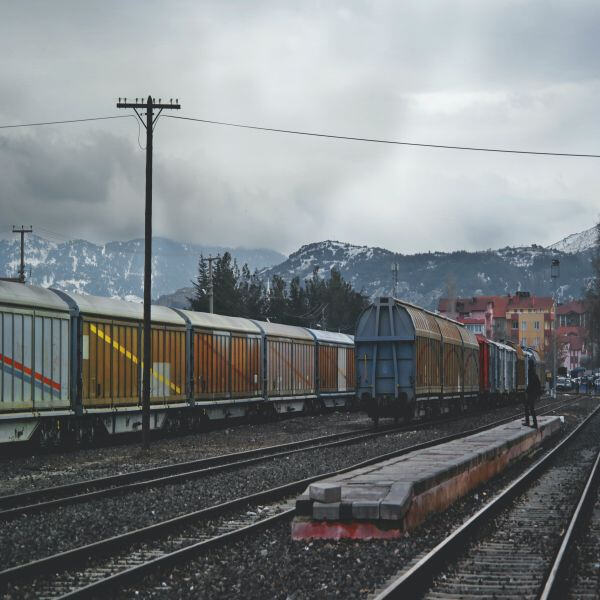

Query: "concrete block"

xmin=313 ymin=501 xmax=340 ymax=520
xmin=380 ymin=482 xmax=413 ymax=520
xmin=295 ymin=494 xmax=313 ymax=517
xmin=341 ymin=484 xmax=389 ymax=502
xmin=339 ymin=501 xmax=354 ymax=520
xmin=352 ymin=501 xmax=381 ymax=520
xmin=309 ymin=482 xmax=341 ymax=503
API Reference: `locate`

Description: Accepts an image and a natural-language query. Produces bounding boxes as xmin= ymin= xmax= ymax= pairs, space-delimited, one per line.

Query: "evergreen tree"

xmin=238 ymin=264 xmax=266 ymax=320
xmin=287 ymin=276 xmax=308 ymax=326
xmin=189 ymin=254 xmax=209 ymax=312
xmin=267 ymin=275 xmax=288 ymax=322
xmin=190 ymin=253 xmax=368 ymax=333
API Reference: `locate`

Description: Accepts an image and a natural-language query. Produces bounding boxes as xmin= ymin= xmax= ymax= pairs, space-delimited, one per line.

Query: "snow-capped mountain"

xmin=0 ymin=235 xmax=285 ymax=300
xmin=548 ymin=226 xmax=597 ymax=254
xmin=2 ymin=228 xmax=595 ymax=311
xmin=260 ymin=237 xmax=595 ymax=310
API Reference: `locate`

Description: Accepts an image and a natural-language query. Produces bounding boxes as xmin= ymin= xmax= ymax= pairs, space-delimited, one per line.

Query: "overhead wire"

xmin=165 ymin=114 xmax=600 ymax=159
xmin=0 ymin=115 xmax=134 ymax=129
xmin=0 ymin=112 xmax=599 ymax=157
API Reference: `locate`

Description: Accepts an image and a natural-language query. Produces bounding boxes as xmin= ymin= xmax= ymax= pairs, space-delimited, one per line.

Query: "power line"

xmin=165 ymin=114 xmax=600 ymax=158
xmin=1 ymin=111 xmax=598 ymax=158
xmin=0 ymin=115 xmax=134 ymax=129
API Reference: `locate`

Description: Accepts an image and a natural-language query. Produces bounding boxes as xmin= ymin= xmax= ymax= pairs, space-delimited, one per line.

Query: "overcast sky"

xmin=1 ymin=0 xmax=599 ymax=255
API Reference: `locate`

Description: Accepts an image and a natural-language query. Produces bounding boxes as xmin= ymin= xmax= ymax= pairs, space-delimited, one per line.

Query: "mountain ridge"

xmin=0 ymin=235 xmax=285 ymax=301
xmin=1 ymin=227 xmax=595 ymax=311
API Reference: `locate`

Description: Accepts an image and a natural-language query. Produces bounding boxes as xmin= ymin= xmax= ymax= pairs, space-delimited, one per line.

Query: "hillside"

xmin=0 ymin=235 xmax=285 ymax=301
xmin=259 ymin=229 xmax=596 ymax=310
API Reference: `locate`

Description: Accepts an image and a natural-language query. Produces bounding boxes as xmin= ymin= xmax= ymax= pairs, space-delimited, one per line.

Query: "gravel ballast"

xmin=0 ymin=396 xmax=586 ymax=575
xmin=107 ymin=397 xmax=600 ymax=600
xmin=0 ymin=411 xmax=371 ymax=496
xmin=0 ymin=396 xmax=575 ymax=497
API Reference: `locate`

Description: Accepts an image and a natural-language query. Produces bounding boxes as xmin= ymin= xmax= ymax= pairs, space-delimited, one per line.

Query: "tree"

xmin=190 ymin=252 xmax=242 ymax=316
xmin=266 ymin=275 xmax=288 ymax=322
xmin=543 ymin=330 xmax=568 ymax=374
xmin=189 ymin=254 xmax=209 ymax=312
xmin=585 ymin=220 xmax=600 ymax=370
xmin=190 ymin=254 xmax=368 ymax=333
xmin=238 ymin=264 xmax=266 ymax=320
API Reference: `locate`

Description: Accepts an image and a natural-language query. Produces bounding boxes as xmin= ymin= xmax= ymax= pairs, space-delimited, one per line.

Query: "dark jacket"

xmin=526 ymin=370 xmax=542 ymax=401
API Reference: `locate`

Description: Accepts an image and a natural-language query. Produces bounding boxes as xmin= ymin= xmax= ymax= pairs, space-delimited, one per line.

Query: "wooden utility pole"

xmin=116 ymin=96 xmax=180 ymax=448
xmin=1 ymin=226 xmax=33 ymax=283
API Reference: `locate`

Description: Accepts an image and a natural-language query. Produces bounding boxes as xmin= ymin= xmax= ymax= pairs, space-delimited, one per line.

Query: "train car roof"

xmin=0 ymin=282 xmax=71 ymax=312
xmin=402 ymin=304 xmax=442 ymax=341
xmin=306 ymin=329 xmax=354 ymax=345
xmin=434 ymin=316 xmax=463 ymax=345
xmin=55 ymin=290 xmax=185 ymax=325
xmin=176 ymin=309 xmax=261 ymax=334
xmin=491 ymin=340 xmax=516 ymax=353
xmin=251 ymin=320 xmax=314 ymax=341
xmin=457 ymin=326 xmax=479 ymax=350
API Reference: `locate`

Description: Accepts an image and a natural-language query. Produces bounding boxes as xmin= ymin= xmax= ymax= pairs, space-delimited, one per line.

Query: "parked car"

xmin=556 ymin=376 xmax=573 ymax=392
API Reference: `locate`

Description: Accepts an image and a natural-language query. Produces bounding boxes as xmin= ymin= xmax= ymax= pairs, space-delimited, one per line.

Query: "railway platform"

xmin=292 ymin=415 xmax=563 ymax=540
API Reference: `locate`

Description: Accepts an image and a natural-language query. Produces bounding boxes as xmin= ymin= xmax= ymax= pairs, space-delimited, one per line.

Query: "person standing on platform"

xmin=524 ymin=360 xmax=540 ymax=429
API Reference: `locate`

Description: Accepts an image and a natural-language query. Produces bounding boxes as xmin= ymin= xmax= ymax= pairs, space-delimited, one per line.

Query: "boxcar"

xmin=0 ymin=282 xmax=71 ymax=443
xmin=55 ymin=290 xmax=187 ymax=436
xmin=355 ymin=297 xmax=480 ymax=424
xmin=175 ymin=310 xmax=263 ymax=419
xmin=307 ymin=329 xmax=355 ymax=409
xmin=512 ymin=343 xmax=528 ymax=397
xmin=252 ymin=320 xmax=316 ymax=414
xmin=477 ymin=335 xmax=491 ymax=398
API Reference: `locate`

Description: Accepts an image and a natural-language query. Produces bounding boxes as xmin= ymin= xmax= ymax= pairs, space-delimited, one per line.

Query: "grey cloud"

xmin=1 ymin=0 xmax=599 ymax=255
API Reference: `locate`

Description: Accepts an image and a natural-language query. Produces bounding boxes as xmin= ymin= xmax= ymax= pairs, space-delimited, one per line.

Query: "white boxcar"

xmin=0 ymin=282 xmax=71 ymax=442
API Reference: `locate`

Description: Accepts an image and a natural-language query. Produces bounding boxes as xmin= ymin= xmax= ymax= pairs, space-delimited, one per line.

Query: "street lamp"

xmin=551 ymin=259 xmax=560 ymax=398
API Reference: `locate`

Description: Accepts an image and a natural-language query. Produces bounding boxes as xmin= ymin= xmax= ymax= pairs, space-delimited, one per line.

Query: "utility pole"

xmin=117 ymin=96 xmax=180 ymax=449
xmin=203 ymin=255 xmax=218 ymax=313
xmin=1 ymin=226 xmax=33 ymax=283
xmin=391 ymin=262 xmax=399 ymax=298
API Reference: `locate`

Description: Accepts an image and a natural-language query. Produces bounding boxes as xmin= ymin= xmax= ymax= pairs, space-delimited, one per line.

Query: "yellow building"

xmin=506 ymin=292 xmax=555 ymax=359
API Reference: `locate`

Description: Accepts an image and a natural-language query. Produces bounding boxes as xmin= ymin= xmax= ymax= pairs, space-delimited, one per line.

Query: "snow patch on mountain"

xmin=261 ymin=238 xmax=594 ymax=310
xmin=0 ymin=235 xmax=285 ymax=300
xmin=549 ymin=226 xmax=597 ymax=254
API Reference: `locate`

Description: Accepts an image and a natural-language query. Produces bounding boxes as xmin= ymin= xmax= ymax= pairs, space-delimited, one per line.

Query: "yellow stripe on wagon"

xmin=90 ymin=324 xmax=181 ymax=394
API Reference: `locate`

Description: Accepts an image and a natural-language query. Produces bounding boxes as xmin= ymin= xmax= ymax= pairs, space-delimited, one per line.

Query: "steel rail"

xmin=538 ymin=446 xmax=600 ymax=600
xmin=0 ymin=396 xmax=568 ymax=518
xmin=0 ymin=397 xmax=575 ymax=592
xmin=59 ymin=509 xmax=296 ymax=600
xmin=0 ymin=423 xmax=397 ymax=510
xmin=371 ymin=401 xmax=600 ymax=600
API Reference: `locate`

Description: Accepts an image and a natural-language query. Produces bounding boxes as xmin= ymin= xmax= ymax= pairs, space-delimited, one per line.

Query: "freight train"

xmin=0 ymin=282 xmax=355 ymax=446
xmin=355 ymin=297 xmax=545 ymax=425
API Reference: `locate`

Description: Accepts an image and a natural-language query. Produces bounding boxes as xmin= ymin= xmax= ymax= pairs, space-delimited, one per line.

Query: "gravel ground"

xmin=0 ymin=395 xmax=584 ymax=575
xmin=565 ymin=463 xmax=600 ymax=598
xmin=424 ymin=404 xmax=600 ymax=599
xmin=103 ymin=396 xmax=600 ymax=600
xmin=0 ymin=396 xmax=574 ymax=497
xmin=0 ymin=411 xmax=371 ymax=496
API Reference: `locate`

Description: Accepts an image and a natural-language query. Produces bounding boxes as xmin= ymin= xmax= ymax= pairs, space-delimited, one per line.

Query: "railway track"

xmin=539 ymin=421 xmax=600 ymax=600
xmin=0 ymin=396 xmax=569 ymax=520
xmin=0 ymin=397 xmax=576 ymax=599
xmin=370 ymin=399 xmax=600 ymax=600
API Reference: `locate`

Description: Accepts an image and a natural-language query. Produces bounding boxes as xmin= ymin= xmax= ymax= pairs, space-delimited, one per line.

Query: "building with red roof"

xmin=438 ymin=291 xmax=555 ymax=358
xmin=556 ymin=301 xmax=589 ymax=370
